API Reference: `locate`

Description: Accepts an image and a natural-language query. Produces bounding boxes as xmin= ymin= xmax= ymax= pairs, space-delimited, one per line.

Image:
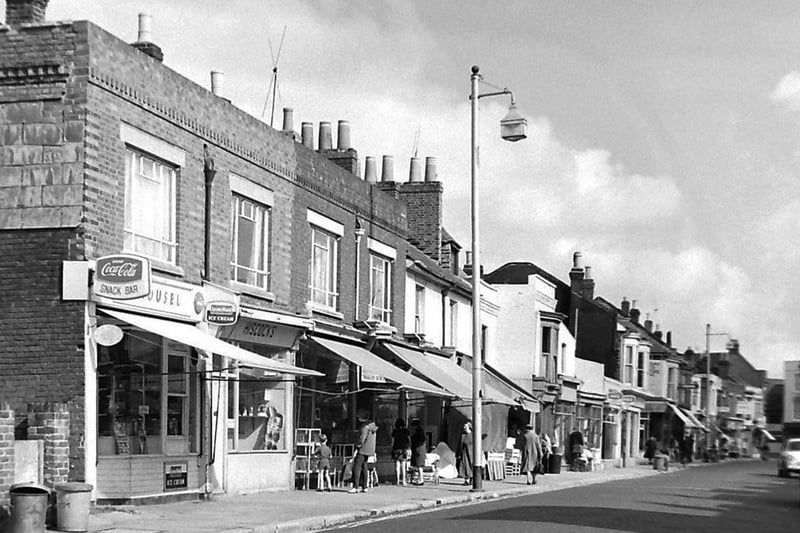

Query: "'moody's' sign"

xmin=93 ymin=254 xmax=151 ymax=300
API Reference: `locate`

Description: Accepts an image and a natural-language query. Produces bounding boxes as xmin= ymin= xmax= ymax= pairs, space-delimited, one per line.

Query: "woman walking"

xmin=457 ymin=422 xmax=473 ymax=486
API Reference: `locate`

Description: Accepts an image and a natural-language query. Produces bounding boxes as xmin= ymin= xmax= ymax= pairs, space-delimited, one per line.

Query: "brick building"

xmin=0 ymin=0 xmax=439 ymax=502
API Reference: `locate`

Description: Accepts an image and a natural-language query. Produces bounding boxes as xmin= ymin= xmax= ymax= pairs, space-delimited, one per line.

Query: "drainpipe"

xmin=354 ymin=217 xmax=365 ymax=320
xmin=203 ymin=145 xmax=216 ymax=281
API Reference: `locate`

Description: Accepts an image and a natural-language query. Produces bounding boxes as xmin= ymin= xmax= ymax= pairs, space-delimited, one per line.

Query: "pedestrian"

xmin=521 ymin=424 xmax=543 ymax=485
xmin=568 ymin=427 xmax=584 ymax=466
xmin=410 ymin=418 xmax=427 ymax=485
xmin=391 ymin=418 xmax=411 ymax=485
xmin=366 ymin=454 xmax=379 ymax=488
xmin=457 ymin=421 xmax=473 ymax=485
xmin=541 ymin=432 xmax=552 ymax=474
xmin=315 ymin=433 xmax=332 ymax=492
xmin=348 ymin=411 xmax=378 ymax=493
xmin=644 ymin=436 xmax=657 ymax=464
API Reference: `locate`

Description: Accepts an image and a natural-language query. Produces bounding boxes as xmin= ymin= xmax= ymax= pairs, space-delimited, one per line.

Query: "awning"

xmin=384 ymin=344 xmax=517 ymax=405
xmin=668 ymin=403 xmax=700 ymax=429
xmin=680 ymin=408 xmax=709 ymax=432
xmin=102 ymin=309 xmax=322 ymax=377
xmin=757 ymin=428 xmax=777 ymax=441
xmin=309 ymin=337 xmax=452 ymax=397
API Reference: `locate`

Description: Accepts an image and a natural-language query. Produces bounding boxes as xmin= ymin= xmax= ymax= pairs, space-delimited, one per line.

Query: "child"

xmin=315 ymin=434 xmax=332 ymax=492
xmin=366 ymin=454 xmax=379 ymax=488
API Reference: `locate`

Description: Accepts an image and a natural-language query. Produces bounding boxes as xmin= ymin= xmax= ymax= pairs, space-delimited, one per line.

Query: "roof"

xmin=406 ymin=243 xmax=471 ymax=293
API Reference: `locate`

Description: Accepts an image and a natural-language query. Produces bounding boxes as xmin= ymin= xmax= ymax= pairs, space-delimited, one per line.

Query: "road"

xmin=332 ymin=460 xmax=799 ymax=532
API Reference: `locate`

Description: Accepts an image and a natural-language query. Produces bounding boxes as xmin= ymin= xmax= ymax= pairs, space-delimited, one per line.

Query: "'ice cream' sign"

xmin=93 ymin=254 xmax=151 ymax=300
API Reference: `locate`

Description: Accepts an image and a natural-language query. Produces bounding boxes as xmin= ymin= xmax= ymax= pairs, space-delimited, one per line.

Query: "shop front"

xmin=87 ymin=259 xmax=317 ymax=502
xmin=294 ymin=335 xmax=450 ymax=485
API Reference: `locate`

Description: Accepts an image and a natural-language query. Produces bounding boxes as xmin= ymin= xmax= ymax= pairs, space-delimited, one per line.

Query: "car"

xmin=777 ymin=437 xmax=800 ymax=477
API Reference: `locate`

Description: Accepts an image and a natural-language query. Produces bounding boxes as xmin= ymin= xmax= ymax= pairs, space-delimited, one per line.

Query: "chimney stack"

xmin=621 ymin=297 xmax=630 ymax=316
xmin=409 ymin=157 xmax=423 ymax=182
xmin=210 ymin=71 xmax=224 ymax=97
xmin=282 ymin=107 xmax=294 ymax=133
xmin=318 ymin=122 xmax=332 ymax=151
xmin=630 ymin=300 xmax=640 ymax=324
xmin=381 ymin=155 xmax=394 ymax=182
xmin=5 ymin=0 xmax=49 ymax=26
xmin=364 ymin=157 xmax=377 ymax=183
xmin=301 ymin=122 xmax=314 ymax=149
xmin=131 ymin=13 xmax=164 ymax=62
xmin=337 ymin=120 xmax=351 ymax=150
xmin=644 ymin=316 xmax=653 ymax=332
xmin=666 ymin=331 xmax=672 ymax=347
xmin=582 ymin=265 xmax=595 ymax=299
xmin=424 ymin=157 xmax=437 ymax=182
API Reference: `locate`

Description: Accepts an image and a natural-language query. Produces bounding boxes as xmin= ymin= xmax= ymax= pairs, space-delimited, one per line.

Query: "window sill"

xmin=228 ymin=280 xmax=275 ymax=302
xmin=122 ymin=252 xmax=185 ymax=277
xmin=307 ymin=302 xmax=343 ymax=321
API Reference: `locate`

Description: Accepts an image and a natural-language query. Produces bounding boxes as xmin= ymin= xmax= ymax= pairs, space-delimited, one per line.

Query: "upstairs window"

xmin=623 ymin=345 xmax=634 ymax=385
xmin=540 ymin=324 xmax=558 ymax=382
xmin=307 ymin=210 xmax=342 ymax=312
xmin=637 ymin=351 xmax=646 ymax=388
xmin=229 ymin=175 xmax=273 ymax=291
xmin=414 ymin=284 xmax=425 ymax=333
xmin=124 ymin=150 xmax=177 ymax=263
xmin=368 ymin=253 xmax=392 ymax=323
xmin=448 ymin=299 xmax=458 ymax=346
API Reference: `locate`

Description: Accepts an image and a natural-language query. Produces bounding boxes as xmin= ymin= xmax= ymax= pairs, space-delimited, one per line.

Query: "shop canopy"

xmin=384 ymin=344 xmax=518 ymax=406
xmin=668 ymin=403 xmax=702 ymax=430
xmin=757 ymin=427 xmax=777 ymax=441
xmin=309 ymin=337 xmax=452 ymax=397
xmin=102 ymin=309 xmax=322 ymax=377
xmin=680 ymin=408 xmax=709 ymax=432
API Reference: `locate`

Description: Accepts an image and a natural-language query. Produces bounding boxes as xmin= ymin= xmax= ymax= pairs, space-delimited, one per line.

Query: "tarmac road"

xmin=332 ymin=460 xmax=799 ymax=533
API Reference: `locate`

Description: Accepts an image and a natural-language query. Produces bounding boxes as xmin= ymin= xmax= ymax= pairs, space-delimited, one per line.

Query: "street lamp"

xmin=705 ymin=324 xmax=729 ymax=450
xmin=470 ymin=65 xmax=527 ymax=491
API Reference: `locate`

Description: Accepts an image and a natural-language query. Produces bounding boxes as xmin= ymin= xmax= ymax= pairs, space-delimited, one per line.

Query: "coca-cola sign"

xmin=93 ymin=254 xmax=151 ymax=300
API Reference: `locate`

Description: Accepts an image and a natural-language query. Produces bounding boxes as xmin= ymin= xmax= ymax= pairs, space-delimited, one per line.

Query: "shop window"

xmin=231 ymin=193 xmax=271 ymax=290
xmin=123 ymin=149 xmax=177 ymax=263
xmin=368 ymin=253 xmax=392 ymax=324
xmin=97 ymin=328 xmax=199 ymax=456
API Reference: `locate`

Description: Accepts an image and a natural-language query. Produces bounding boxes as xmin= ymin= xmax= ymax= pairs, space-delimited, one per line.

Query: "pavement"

xmin=78 ymin=460 xmax=707 ymax=533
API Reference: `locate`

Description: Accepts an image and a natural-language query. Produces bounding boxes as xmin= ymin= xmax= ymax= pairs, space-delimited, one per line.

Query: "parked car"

xmin=777 ymin=437 xmax=800 ymax=477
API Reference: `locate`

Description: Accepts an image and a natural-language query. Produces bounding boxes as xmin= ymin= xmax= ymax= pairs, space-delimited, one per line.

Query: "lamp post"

xmin=470 ymin=65 xmax=527 ymax=491
xmin=704 ymin=324 xmax=729 ymax=450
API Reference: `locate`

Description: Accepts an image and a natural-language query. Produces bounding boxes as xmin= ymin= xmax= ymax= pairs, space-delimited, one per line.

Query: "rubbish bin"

xmin=549 ymin=453 xmax=562 ymax=474
xmin=8 ymin=482 xmax=50 ymax=533
xmin=55 ymin=482 xmax=93 ymax=532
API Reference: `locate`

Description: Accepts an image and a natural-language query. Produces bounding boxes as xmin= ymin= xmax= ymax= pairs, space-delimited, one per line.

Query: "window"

xmin=623 ymin=346 xmax=634 ymax=385
xmin=309 ymin=226 xmax=339 ymax=309
xmin=540 ymin=324 xmax=557 ymax=382
xmin=124 ymin=150 xmax=177 ymax=263
xmin=795 ymin=372 xmax=800 ymax=392
xmin=97 ymin=329 xmax=199 ymax=456
xmin=636 ymin=351 xmax=646 ymax=388
xmin=368 ymin=253 xmax=392 ymax=323
xmin=448 ymin=299 xmax=458 ymax=346
xmin=231 ymin=194 xmax=271 ymax=290
xmin=666 ymin=367 xmax=677 ymax=399
xmin=414 ymin=285 xmax=425 ymax=333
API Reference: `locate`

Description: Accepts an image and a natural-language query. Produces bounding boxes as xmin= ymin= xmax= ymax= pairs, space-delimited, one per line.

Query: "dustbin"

xmin=549 ymin=453 xmax=562 ymax=474
xmin=9 ymin=482 xmax=50 ymax=533
xmin=55 ymin=482 xmax=93 ymax=532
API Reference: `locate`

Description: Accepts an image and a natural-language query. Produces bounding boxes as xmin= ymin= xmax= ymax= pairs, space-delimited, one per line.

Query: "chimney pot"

xmin=666 ymin=331 xmax=672 ymax=346
xmin=138 ymin=12 xmax=153 ymax=42
xmin=621 ymin=297 xmax=630 ymax=316
xmin=364 ymin=157 xmax=377 ymax=183
xmin=319 ymin=122 xmax=332 ymax=151
xmin=630 ymin=307 xmax=640 ymax=324
xmin=424 ymin=157 xmax=438 ymax=182
xmin=301 ymin=122 xmax=314 ymax=149
xmin=409 ymin=157 xmax=423 ymax=182
xmin=6 ymin=0 xmax=49 ymax=26
xmin=337 ymin=120 xmax=351 ymax=150
xmin=572 ymin=251 xmax=584 ymax=269
xmin=282 ymin=108 xmax=294 ymax=133
xmin=210 ymin=71 xmax=224 ymax=97
xmin=644 ymin=319 xmax=653 ymax=332
xmin=381 ymin=155 xmax=394 ymax=182
xmin=584 ymin=266 xmax=592 ymax=280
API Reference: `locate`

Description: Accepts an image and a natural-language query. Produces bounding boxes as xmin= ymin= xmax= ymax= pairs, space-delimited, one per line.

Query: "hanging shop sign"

xmin=93 ymin=275 xmax=205 ymax=322
xmin=204 ymin=300 xmax=239 ymax=325
xmin=93 ymin=254 xmax=151 ymax=300
xmin=164 ymin=461 xmax=188 ymax=491
xmin=93 ymin=324 xmax=124 ymax=346
xmin=220 ymin=318 xmax=303 ymax=349
xmin=607 ymin=391 xmax=623 ymax=401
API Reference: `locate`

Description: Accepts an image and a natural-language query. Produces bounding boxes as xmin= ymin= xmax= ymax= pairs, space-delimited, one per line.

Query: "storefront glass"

xmin=97 ymin=326 xmax=200 ymax=456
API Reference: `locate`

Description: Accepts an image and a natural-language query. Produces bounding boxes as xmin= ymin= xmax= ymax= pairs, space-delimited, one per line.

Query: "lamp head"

xmin=500 ymin=103 xmax=527 ymax=142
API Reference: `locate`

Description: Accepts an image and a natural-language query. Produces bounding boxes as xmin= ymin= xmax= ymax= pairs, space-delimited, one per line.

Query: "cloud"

xmin=770 ymin=71 xmax=800 ymax=111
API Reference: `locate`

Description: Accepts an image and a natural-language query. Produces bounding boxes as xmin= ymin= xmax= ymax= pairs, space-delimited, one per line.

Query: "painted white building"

xmin=783 ymin=360 xmax=800 ymax=423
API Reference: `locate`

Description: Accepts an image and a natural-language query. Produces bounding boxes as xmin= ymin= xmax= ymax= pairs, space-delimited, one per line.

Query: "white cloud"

xmin=771 ymin=71 xmax=800 ymax=111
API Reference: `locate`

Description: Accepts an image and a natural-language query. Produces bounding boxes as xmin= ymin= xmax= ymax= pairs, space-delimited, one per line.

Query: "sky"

xmin=22 ymin=0 xmax=800 ymax=377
